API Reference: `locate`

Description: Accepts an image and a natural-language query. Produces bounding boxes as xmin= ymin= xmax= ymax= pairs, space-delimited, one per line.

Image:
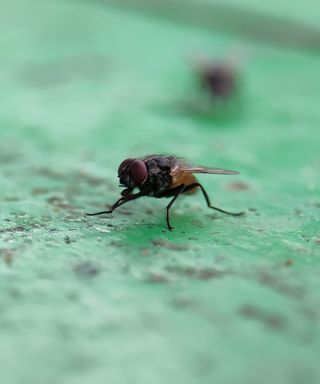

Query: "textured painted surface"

xmin=0 ymin=1 xmax=320 ymax=384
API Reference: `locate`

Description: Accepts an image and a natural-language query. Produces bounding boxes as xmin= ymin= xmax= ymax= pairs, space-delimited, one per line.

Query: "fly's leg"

xmin=186 ymin=183 xmax=245 ymax=216
xmin=86 ymin=197 xmax=128 ymax=216
xmin=86 ymin=190 xmax=145 ymax=217
xmin=165 ymin=184 xmax=186 ymax=231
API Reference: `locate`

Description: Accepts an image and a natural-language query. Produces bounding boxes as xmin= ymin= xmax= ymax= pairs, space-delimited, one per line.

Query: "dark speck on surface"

xmin=47 ymin=196 xmax=80 ymax=211
xmin=145 ymin=272 xmax=169 ymax=284
xmin=9 ymin=288 xmax=22 ymax=298
xmin=284 ymin=259 xmax=294 ymax=266
xmin=73 ymin=261 xmax=101 ymax=278
xmin=35 ymin=167 xmax=65 ymax=180
xmin=300 ymin=234 xmax=310 ymax=242
xmin=239 ymin=304 xmax=287 ymax=331
xmin=295 ymin=208 xmax=304 ymax=217
xmin=171 ymin=297 xmax=196 ymax=309
xmin=191 ymin=219 xmax=204 ymax=228
xmin=0 ymin=226 xmax=26 ymax=234
xmin=109 ymin=240 xmax=126 ymax=248
xmin=151 ymin=238 xmax=190 ymax=251
xmin=248 ymin=207 xmax=259 ymax=216
xmin=165 ymin=265 xmax=230 ymax=280
xmin=3 ymin=196 xmax=20 ymax=202
xmin=258 ymin=270 xmax=304 ymax=299
xmin=140 ymin=248 xmax=150 ymax=257
xmin=226 ymin=181 xmax=250 ymax=191
xmin=31 ymin=187 xmax=49 ymax=195
xmin=205 ymin=213 xmax=219 ymax=220
xmin=47 ymin=196 xmax=63 ymax=205
xmin=0 ymin=248 xmax=15 ymax=265
xmin=14 ymin=225 xmax=26 ymax=232
xmin=118 ymin=209 xmax=134 ymax=216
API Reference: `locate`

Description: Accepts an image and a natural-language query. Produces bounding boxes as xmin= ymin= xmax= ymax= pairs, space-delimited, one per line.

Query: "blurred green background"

xmin=0 ymin=1 xmax=319 ymax=383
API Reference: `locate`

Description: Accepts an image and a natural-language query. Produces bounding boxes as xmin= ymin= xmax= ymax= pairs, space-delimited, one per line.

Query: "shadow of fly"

xmin=87 ymin=155 xmax=244 ymax=230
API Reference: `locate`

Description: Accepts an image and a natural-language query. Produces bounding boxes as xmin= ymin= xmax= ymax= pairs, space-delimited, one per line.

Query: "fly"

xmin=87 ymin=155 xmax=244 ymax=230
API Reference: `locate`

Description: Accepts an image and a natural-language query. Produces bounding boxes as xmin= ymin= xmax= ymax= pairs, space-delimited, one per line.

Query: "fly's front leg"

xmin=86 ymin=190 xmax=146 ymax=217
xmin=86 ymin=196 xmax=128 ymax=216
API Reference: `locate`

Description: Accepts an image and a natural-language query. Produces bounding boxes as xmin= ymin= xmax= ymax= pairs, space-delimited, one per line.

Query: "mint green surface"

xmin=0 ymin=1 xmax=320 ymax=384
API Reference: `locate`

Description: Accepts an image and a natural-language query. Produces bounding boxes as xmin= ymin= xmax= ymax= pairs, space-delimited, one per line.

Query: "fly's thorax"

xmin=144 ymin=157 xmax=172 ymax=196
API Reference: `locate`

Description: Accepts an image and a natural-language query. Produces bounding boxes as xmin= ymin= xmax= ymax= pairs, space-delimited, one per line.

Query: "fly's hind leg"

xmin=186 ymin=183 xmax=245 ymax=216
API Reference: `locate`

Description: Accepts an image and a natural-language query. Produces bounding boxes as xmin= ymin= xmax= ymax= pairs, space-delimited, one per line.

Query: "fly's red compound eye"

xmin=129 ymin=160 xmax=147 ymax=186
xmin=118 ymin=158 xmax=133 ymax=176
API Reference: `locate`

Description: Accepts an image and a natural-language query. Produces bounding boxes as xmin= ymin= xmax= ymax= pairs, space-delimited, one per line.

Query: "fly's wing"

xmin=171 ymin=158 xmax=239 ymax=175
xmin=181 ymin=166 xmax=239 ymax=175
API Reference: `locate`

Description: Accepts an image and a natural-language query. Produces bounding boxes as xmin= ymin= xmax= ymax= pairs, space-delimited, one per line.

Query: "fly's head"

xmin=118 ymin=158 xmax=148 ymax=194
